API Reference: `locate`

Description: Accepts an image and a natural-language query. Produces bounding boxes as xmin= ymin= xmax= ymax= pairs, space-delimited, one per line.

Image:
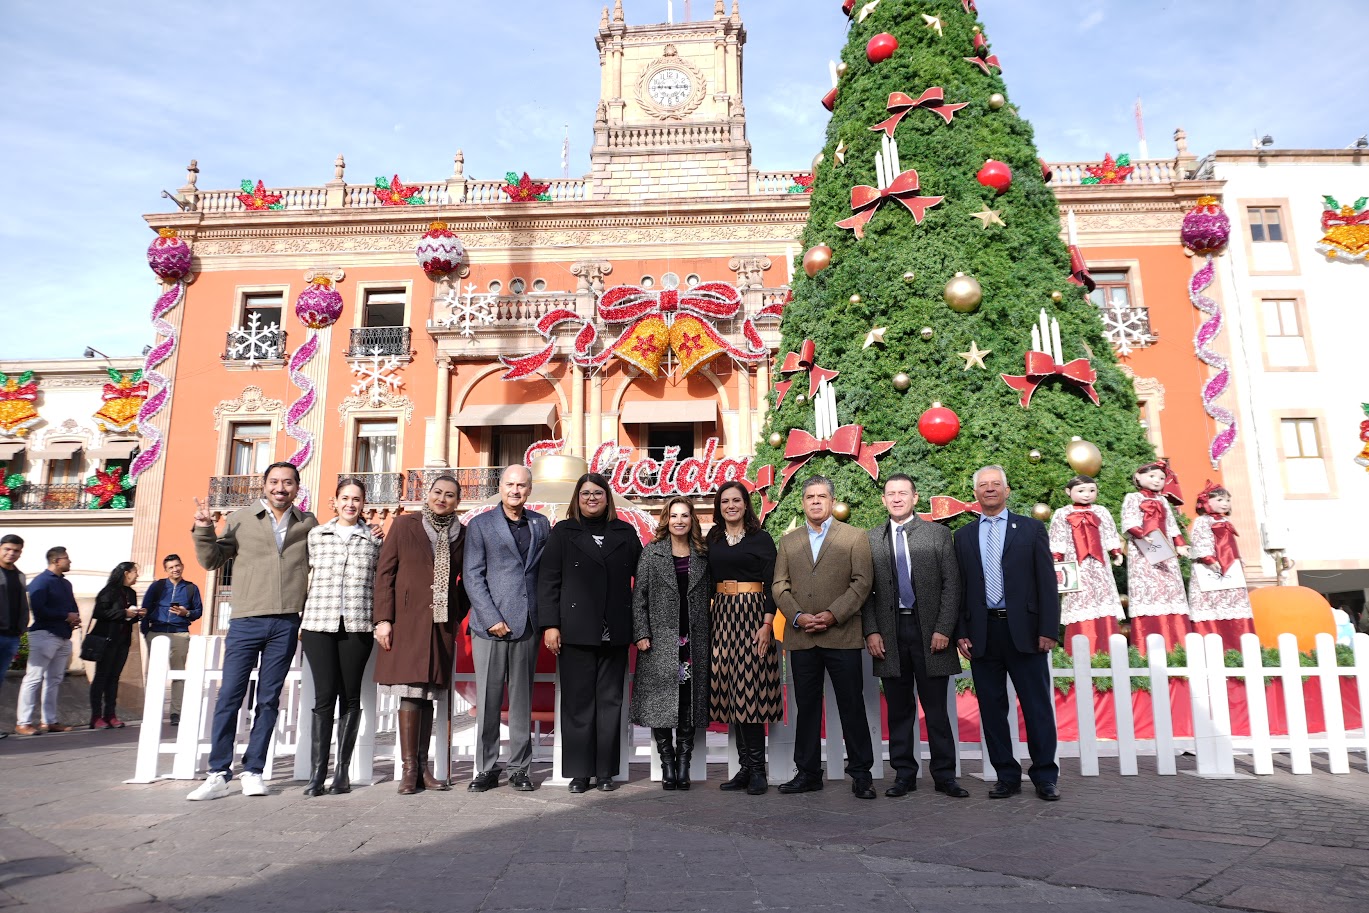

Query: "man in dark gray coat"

xmin=463 ymin=465 xmax=549 ymax=793
xmin=862 ymin=474 xmax=969 ymax=798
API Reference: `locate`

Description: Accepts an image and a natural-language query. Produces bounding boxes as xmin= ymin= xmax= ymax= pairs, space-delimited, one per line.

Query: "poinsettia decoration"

xmin=787 ymin=174 xmax=815 ymax=194
xmin=84 ymin=466 xmax=133 ymax=510
xmin=1081 ymin=153 xmax=1134 ymax=185
xmin=1317 ymin=195 xmax=1369 ymax=262
xmin=236 ymin=180 xmax=284 ymax=210
xmin=374 ymin=175 xmax=425 ymax=206
xmin=501 ymin=172 xmax=552 ymax=203
xmin=0 ymin=472 xmax=25 ymax=510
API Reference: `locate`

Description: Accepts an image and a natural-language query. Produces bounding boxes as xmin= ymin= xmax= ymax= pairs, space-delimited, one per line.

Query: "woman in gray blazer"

xmin=631 ymin=497 xmax=712 ymax=790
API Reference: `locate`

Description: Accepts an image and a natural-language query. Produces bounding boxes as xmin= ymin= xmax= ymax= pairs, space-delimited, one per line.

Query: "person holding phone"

xmin=141 ymin=554 xmax=204 ymax=726
xmin=89 ymin=562 xmax=142 ymax=729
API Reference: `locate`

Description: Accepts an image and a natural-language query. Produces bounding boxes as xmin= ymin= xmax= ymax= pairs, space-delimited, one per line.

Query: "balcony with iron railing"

xmin=348 ymin=326 xmax=412 ymax=358
xmin=7 ymin=483 xmax=135 ymax=511
xmin=403 ymin=467 xmax=503 ymax=504
xmin=207 ymin=475 xmax=263 ymax=511
xmin=221 ymin=329 xmax=287 ymax=364
xmin=335 ymin=472 xmax=404 ymax=507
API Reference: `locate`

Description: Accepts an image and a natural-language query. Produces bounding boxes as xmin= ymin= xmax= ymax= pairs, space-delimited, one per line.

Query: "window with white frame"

xmin=1247 ymin=207 xmax=1285 ymax=243
xmin=1262 ymin=298 xmax=1309 ymax=367
xmin=354 ymin=420 xmax=398 ymax=474
xmin=362 ymin=289 xmax=406 ymax=327
xmin=227 ymin=291 xmax=286 ymax=362
xmin=1280 ymin=417 xmax=1328 ymax=494
xmin=229 ymin=423 xmax=273 ymax=476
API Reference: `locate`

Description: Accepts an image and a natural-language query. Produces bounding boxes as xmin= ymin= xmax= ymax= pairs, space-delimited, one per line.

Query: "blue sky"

xmin=1 ymin=0 xmax=1363 ymax=360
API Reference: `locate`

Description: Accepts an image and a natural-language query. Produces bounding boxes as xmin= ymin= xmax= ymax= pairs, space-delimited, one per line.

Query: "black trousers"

xmin=559 ymin=643 xmax=628 ymax=779
xmin=90 ymin=636 xmax=131 ymax=720
xmin=791 ymin=646 xmax=872 ymax=780
xmin=300 ymin=626 xmax=375 ymax=717
xmin=971 ymin=617 xmax=1059 ymax=786
xmin=884 ymin=613 xmax=957 ymax=783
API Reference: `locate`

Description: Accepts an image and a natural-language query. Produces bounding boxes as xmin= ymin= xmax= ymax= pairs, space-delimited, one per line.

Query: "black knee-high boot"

xmin=329 ymin=710 xmax=361 ymax=794
xmin=745 ymin=723 xmax=768 ymax=795
xmin=720 ymin=725 xmax=750 ymax=791
xmin=653 ymin=728 xmax=677 ymax=790
xmin=302 ymin=709 xmax=334 ymax=797
xmin=675 ymin=727 xmax=695 ymax=790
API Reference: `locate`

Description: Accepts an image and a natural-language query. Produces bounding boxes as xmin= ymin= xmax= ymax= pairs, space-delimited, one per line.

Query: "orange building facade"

xmin=120 ymin=6 xmax=1244 ymax=629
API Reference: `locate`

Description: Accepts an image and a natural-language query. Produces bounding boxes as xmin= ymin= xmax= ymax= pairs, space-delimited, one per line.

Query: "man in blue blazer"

xmin=953 ymin=465 xmax=1062 ymax=801
xmin=464 ymin=465 xmax=550 ymax=792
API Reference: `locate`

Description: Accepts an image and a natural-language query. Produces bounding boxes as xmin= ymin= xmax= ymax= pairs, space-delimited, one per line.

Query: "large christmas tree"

xmin=753 ymin=0 xmax=1156 ymax=533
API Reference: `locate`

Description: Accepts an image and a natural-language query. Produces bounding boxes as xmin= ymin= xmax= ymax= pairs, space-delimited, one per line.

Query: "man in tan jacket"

xmin=772 ymin=475 xmax=876 ymax=798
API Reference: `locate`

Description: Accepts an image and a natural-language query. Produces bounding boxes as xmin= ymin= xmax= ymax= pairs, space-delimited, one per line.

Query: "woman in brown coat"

xmin=374 ymin=474 xmax=467 ymax=794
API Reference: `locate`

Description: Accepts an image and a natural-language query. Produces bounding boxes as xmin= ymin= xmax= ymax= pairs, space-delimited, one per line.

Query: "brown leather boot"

xmin=416 ymin=700 xmax=450 ymax=791
xmin=397 ymin=705 xmax=421 ymax=795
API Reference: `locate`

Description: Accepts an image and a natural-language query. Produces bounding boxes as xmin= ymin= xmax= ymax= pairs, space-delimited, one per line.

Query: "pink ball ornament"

xmin=294 ymin=278 xmax=344 ymax=330
xmin=416 ymin=221 xmax=466 ymax=279
xmin=147 ymin=228 xmax=192 ymax=280
xmin=1181 ymin=195 xmax=1231 ymax=255
xmin=866 ymin=32 xmax=899 ymax=63
xmin=976 ymin=160 xmax=1013 ymax=195
xmin=918 ymin=402 xmax=961 ymax=446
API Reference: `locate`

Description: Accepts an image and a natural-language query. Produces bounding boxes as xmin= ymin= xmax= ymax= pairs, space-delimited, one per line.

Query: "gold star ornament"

xmin=958 ymin=340 xmax=991 ymax=370
xmin=833 ymin=140 xmax=847 ymax=166
xmin=970 ymin=204 xmax=1005 ymax=229
xmin=858 ymin=0 xmax=880 ymax=22
xmin=863 ymin=326 xmax=888 ymax=349
xmin=922 ymin=13 xmax=943 ymax=36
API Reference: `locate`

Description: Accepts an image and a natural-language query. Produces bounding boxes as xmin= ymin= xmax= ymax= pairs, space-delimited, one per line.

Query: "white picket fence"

xmin=129 ymin=631 xmax=1369 ymax=786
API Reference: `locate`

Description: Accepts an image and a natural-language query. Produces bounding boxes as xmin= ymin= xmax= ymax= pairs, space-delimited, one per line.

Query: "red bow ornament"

xmin=1210 ymin=520 xmax=1241 ymax=574
xmin=774 ymin=339 xmax=839 ymax=408
xmin=835 ymin=168 xmax=944 ymax=240
xmin=964 ymin=52 xmax=1002 ymax=74
xmin=746 ymin=464 xmax=781 ymax=522
xmin=780 ymin=424 xmax=895 ymax=493
xmin=917 ymin=496 xmax=982 ymax=523
xmin=870 ymin=88 xmax=968 ymax=137
xmin=1000 ymin=350 xmax=1100 ymax=408
xmin=1066 ymin=509 xmax=1106 ymax=564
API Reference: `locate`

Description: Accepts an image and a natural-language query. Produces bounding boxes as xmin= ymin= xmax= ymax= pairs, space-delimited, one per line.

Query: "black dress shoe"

xmin=988 ymin=781 xmax=1022 ymax=799
xmin=595 ymin=777 xmax=619 ymax=792
xmin=777 ymin=774 xmax=823 ymax=794
xmin=567 ymin=777 xmax=590 ymax=794
xmin=169 ymin=713 xmax=180 ymax=727
xmin=934 ymin=779 xmax=970 ymax=798
xmin=852 ymin=778 xmax=876 ymax=800
xmin=884 ymin=778 xmax=916 ymax=798
xmin=1035 ymin=782 xmax=1061 ymax=801
xmin=509 ymin=771 xmax=535 ymax=791
xmin=467 ymin=769 xmax=500 ymax=793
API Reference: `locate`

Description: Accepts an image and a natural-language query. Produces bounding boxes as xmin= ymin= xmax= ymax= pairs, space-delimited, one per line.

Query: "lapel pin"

xmin=1011 ymin=523 xmax=1017 ymax=529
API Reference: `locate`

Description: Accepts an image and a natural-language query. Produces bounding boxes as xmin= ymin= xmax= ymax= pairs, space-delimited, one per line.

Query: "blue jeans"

xmin=0 ymin=634 xmax=21 ymax=704
xmin=208 ymin=614 xmax=301 ymax=777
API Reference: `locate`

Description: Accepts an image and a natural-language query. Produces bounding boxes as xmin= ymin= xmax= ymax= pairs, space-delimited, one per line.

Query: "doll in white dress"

xmin=1186 ymin=482 xmax=1255 ymax=651
xmin=1122 ymin=461 xmax=1193 ymax=655
xmin=1050 ymin=476 xmax=1125 ymax=656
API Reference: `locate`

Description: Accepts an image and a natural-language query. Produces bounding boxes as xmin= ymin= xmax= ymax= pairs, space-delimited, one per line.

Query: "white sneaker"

xmin=240 ymin=772 xmax=268 ymax=797
xmin=187 ymin=772 xmax=230 ymax=801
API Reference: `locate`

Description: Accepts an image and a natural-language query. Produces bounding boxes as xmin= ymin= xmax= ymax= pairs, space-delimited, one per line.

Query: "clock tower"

xmin=590 ymin=0 xmax=751 ymax=199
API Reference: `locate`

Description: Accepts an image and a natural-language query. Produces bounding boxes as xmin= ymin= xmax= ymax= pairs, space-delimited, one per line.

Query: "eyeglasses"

xmin=580 ymin=491 xmax=606 ymax=500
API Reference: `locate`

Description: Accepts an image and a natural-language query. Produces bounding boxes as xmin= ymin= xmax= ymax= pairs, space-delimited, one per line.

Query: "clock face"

xmin=648 ymin=68 xmax=692 ymax=107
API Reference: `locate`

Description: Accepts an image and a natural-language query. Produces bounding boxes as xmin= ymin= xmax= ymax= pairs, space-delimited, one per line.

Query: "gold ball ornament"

xmin=849 ymin=293 xmax=862 ymax=305
xmin=1028 ymin=449 xmax=1043 ymax=464
xmin=1120 ymin=594 xmax=1130 ymax=611
xmin=832 ymin=501 xmax=851 ymax=522
xmin=892 ymin=372 xmax=911 ymax=391
xmin=1032 ymin=502 xmax=1052 ymax=522
xmin=942 ymin=272 xmax=983 ymax=313
xmin=802 ymin=244 xmax=833 ymax=278
xmin=920 ymin=326 xmax=934 ymax=341
xmin=836 ymin=61 xmax=849 ymax=78
xmin=1050 ymin=290 xmax=1064 ymax=303
xmin=767 ymin=432 xmax=784 ymax=448
xmin=1065 ymin=436 xmax=1103 ymax=477
xmin=902 ymin=270 xmax=916 ymax=283
xmin=811 ymin=152 xmax=824 ymax=172
xmin=794 ymin=393 xmax=807 ymax=405
xmin=988 ymin=92 xmax=1006 ymax=110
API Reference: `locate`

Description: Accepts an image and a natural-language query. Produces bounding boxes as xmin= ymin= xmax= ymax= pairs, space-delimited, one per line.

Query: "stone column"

xmin=569 ymin=364 xmax=585 ymax=457
xmin=428 ymin=356 xmax=452 ymax=467
xmin=736 ymin=365 xmax=753 ymax=456
xmin=755 ymin=359 xmax=769 ymax=432
xmin=589 ymin=371 xmax=603 ymax=456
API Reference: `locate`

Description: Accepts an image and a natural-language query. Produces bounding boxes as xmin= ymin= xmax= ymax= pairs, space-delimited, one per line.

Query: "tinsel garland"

xmin=130 ymin=281 xmax=184 ymax=481
xmin=285 ymin=333 xmax=320 ymax=511
xmin=1189 ymin=257 xmax=1237 ymax=467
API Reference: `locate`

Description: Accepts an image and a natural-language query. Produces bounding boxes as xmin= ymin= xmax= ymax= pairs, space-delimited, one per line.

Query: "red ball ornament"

xmin=918 ymin=402 xmax=960 ymax=446
xmin=977 ymin=159 xmax=1013 ymax=195
xmin=866 ymin=33 xmax=899 ymax=63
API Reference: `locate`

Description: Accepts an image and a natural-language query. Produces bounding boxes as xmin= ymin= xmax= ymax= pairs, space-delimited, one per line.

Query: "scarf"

xmin=421 ymin=506 xmax=458 ymax=624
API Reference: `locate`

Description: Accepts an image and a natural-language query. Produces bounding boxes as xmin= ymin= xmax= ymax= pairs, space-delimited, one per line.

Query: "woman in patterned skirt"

xmin=706 ymin=480 xmax=783 ymax=795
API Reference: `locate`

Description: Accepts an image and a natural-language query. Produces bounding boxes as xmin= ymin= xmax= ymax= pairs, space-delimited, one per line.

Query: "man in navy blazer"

xmin=953 ymin=465 xmax=1062 ymax=801
xmin=464 ymin=465 xmax=550 ymax=792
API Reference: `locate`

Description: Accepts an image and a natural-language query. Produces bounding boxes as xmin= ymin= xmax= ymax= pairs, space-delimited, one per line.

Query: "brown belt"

xmin=715 ymin=581 xmax=765 ymax=595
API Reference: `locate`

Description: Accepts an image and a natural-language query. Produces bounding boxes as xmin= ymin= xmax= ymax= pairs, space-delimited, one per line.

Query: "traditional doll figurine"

xmin=1186 ymin=481 xmax=1256 ymax=651
xmin=1121 ymin=460 xmax=1193 ymax=654
xmin=1049 ymin=475 xmax=1124 ymax=656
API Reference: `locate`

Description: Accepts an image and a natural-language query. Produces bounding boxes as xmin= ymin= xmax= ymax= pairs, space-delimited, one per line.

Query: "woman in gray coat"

xmin=631 ymin=497 xmax=712 ymax=790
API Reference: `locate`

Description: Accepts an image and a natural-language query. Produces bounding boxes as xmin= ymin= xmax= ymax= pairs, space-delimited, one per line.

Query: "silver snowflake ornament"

xmin=350 ymin=347 xmax=405 ymax=406
xmin=226 ymin=311 xmax=283 ymax=365
xmin=1099 ymin=301 xmax=1156 ymax=358
xmin=438 ymin=282 xmax=498 ymax=337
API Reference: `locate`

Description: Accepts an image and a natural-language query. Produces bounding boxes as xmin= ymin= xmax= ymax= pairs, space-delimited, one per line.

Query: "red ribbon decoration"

xmin=774 ymin=339 xmax=839 ymax=408
xmin=1067 ymin=245 xmax=1096 ymax=292
xmin=1000 ymin=349 xmax=1100 ymax=407
xmin=1067 ymin=509 xmax=1106 ymax=564
xmin=835 ymin=169 xmax=944 ymax=240
xmin=1211 ymin=520 xmax=1241 ymax=575
xmin=1137 ymin=496 xmax=1168 ymax=538
xmin=780 ymin=425 xmax=895 ymax=493
xmin=964 ymin=53 xmax=1002 ymax=75
xmin=746 ymin=464 xmax=780 ymax=522
xmin=103 ymin=379 xmax=149 ymax=401
xmin=917 ymin=496 xmax=981 ymax=523
xmin=869 ymin=88 xmax=968 ymax=137
xmin=500 ymin=282 xmax=775 ymax=381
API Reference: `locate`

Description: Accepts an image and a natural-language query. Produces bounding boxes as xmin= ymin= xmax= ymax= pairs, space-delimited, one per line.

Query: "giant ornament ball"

xmin=917 ymin=402 xmax=961 ymax=446
xmin=976 ymin=159 xmax=1013 ymax=195
xmin=1181 ymin=195 xmax=1232 ymax=255
xmin=866 ymin=32 xmax=899 ymax=63
xmin=1065 ymin=436 xmax=1103 ymax=476
xmin=943 ymin=272 xmax=983 ymax=313
xmin=802 ymin=244 xmax=833 ymax=277
xmin=295 ymin=277 xmax=344 ymax=330
xmin=415 ymin=221 xmax=466 ymax=279
xmin=147 ymin=228 xmax=192 ymax=280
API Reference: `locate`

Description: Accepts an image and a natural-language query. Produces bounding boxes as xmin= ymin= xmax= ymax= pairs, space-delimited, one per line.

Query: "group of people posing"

xmin=179 ymin=457 xmax=1066 ymax=805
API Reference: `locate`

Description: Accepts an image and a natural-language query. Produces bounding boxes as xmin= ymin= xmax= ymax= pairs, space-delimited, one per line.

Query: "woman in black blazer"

xmin=539 ymin=472 xmax=643 ymax=793
xmin=89 ymin=562 xmax=142 ymax=729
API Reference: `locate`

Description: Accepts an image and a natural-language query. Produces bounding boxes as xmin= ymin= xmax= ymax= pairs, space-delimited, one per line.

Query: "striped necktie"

xmin=984 ymin=518 xmax=1004 ymax=606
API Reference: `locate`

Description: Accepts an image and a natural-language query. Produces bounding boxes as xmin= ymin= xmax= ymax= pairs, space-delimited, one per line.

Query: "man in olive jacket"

xmin=861 ymin=474 xmax=968 ymax=798
xmin=772 ymin=475 xmax=875 ymax=798
xmin=187 ymin=462 xmax=317 ymax=801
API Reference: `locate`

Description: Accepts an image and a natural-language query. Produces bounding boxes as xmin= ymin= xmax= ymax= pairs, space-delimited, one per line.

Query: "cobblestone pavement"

xmin=1 ymin=723 xmax=1365 ymax=913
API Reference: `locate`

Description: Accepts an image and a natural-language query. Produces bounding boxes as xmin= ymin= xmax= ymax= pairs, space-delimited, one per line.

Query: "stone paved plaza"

xmin=1 ymin=685 xmax=1366 ymax=913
